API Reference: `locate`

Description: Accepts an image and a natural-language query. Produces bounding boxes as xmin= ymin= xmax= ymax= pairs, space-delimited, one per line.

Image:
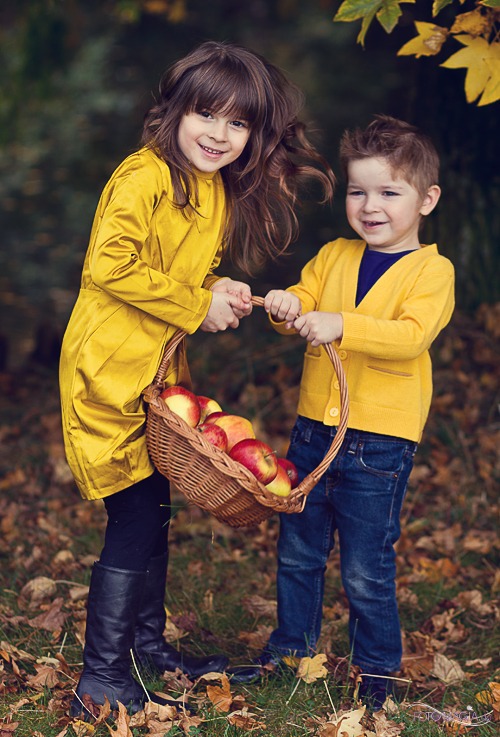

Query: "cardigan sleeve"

xmin=340 ymin=257 xmax=455 ymax=360
xmin=89 ymin=157 xmax=213 ymax=334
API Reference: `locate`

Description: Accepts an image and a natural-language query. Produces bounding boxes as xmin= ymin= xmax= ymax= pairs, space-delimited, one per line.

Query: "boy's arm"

xmin=340 ymin=263 xmax=455 ymax=359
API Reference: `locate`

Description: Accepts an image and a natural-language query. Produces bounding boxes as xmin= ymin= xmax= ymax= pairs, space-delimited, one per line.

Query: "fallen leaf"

xmin=20 ymin=576 xmax=57 ymax=603
xmin=26 ymin=663 xmax=61 ymax=689
xmin=431 ymin=653 xmax=465 ymax=684
xmin=206 ymin=673 xmax=233 ymax=712
xmin=28 ymin=597 xmax=67 ymax=631
xmin=296 ymin=653 xmax=328 ymax=683
xmin=106 ymin=701 xmax=132 ymax=736
xmin=242 ymin=595 xmax=278 ymax=619
xmin=228 ymin=707 xmax=266 ymax=730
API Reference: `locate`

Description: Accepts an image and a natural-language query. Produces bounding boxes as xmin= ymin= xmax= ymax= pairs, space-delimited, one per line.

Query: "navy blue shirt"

xmin=356 ymin=248 xmax=414 ymax=307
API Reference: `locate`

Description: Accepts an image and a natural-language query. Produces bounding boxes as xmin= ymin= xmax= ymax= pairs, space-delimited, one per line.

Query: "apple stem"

xmin=265 ymin=451 xmax=277 ymax=460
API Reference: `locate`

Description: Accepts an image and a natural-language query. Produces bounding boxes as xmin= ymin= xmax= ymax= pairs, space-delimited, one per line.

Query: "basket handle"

xmin=150 ymin=295 xmax=349 ymax=501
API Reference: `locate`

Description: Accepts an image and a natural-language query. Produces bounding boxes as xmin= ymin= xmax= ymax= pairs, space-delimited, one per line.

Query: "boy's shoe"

xmin=358 ymin=675 xmax=394 ymax=711
xmin=226 ymin=650 xmax=285 ymax=684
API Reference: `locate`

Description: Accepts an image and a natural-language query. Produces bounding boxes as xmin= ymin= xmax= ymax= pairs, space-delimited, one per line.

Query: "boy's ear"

xmin=420 ymin=184 xmax=441 ymax=216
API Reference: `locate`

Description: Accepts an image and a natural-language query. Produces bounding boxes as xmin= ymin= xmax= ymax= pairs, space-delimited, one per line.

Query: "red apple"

xmin=229 ymin=439 xmax=278 ymax=485
xmin=197 ymin=422 xmax=228 ymax=452
xmin=265 ymin=464 xmax=292 ymax=497
xmin=205 ymin=414 xmax=255 ymax=450
xmin=197 ymin=396 xmax=223 ymax=423
xmin=204 ymin=410 xmax=229 ymax=423
xmin=277 ymin=458 xmax=299 ymax=489
xmin=159 ymin=386 xmax=200 ymax=428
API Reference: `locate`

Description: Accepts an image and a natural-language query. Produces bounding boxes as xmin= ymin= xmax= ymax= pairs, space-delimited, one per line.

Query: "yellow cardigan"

xmin=274 ymin=238 xmax=455 ymax=442
xmin=60 ymin=148 xmax=227 ymax=500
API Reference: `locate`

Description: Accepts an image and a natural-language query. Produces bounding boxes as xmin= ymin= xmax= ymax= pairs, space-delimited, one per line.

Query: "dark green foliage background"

xmin=0 ymin=0 xmax=499 ymax=370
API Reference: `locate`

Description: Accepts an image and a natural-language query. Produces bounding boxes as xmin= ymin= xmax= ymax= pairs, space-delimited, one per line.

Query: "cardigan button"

xmin=329 ymin=407 xmax=339 ymax=418
xmin=334 ymin=380 xmax=340 ymax=391
xmin=338 ymin=350 xmax=347 ymax=360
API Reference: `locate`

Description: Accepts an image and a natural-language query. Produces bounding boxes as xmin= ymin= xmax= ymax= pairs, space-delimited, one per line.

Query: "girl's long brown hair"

xmin=142 ymin=41 xmax=335 ymax=273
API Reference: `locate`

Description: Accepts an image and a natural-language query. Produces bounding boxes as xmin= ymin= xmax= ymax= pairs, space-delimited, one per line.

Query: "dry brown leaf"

xmin=143 ymin=700 xmax=178 ymax=721
xmin=26 ymin=663 xmax=61 ymax=689
xmin=178 ymin=714 xmax=204 ymax=733
xmin=237 ymin=624 xmax=273 ymax=650
xmin=28 ymin=597 xmax=67 ymax=631
xmin=431 ymin=653 xmax=465 ymax=684
xmin=319 ymin=706 xmax=376 ymax=736
xmin=206 ymin=673 xmax=233 ymax=712
xmin=371 ymin=710 xmax=405 ymax=735
xmin=20 ymin=576 xmax=57 ymax=603
xmin=296 ymin=653 xmax=328 ymax=683
xmin=0 ymin=724 xmax=19 ymax=736
xmin=465 ymin=657 xmax=492 ymax=668
xmin=106 ymin=701 xmax=132 ymax=736
xmin=0 ymin=642 xmax=35 ymax=661
xmin=242 ymin=595 xmax=278 ymax=619
xmin=227 ymin=707 xmax=266 ymax=730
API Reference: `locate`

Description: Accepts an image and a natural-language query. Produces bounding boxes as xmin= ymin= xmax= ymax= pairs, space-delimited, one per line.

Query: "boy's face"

xmin=345 ymin=157 xmax=440 ymax=253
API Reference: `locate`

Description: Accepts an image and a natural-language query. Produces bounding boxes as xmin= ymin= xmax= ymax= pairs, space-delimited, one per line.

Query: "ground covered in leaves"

xmin=1 ymin=305 xmax=500 ymax=736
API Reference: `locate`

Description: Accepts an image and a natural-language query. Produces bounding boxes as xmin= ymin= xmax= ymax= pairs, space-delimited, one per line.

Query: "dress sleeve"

xmin=340 ymin=258 xmax=455 ymax=360
xmin=88 ymin=158 xmax=213 ymax=334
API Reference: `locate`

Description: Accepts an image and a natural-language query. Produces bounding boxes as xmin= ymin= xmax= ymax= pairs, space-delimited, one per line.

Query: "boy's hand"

xmin=211 ymin=278 xmax=252 ymax=318
xmin=264 ymin=289 xmax=302 ymax=326
xmin=201 ymin=292 xmax=244 ymax=332
xmin=293 ymin=311 xmax=344 ymax=347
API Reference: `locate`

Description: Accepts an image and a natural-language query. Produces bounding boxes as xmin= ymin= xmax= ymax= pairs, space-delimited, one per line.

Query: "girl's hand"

xmin=264 ymin=289 xmax=302 ymax=327
xmin=293 ymin=311 xmax=343 ymax=347
xmin=211 ymin=279 xmax=252 ymax=318
xmin=201 ymin=292 xmax=247 ymax=332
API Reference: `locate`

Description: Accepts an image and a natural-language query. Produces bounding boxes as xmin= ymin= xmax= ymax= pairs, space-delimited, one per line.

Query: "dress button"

xmin=329 ymin=407 xmax=339 ymax=418
xmin=334 ymin=380 xmax=340 ymax=391
xmin=338 ymin=350 xmax=347 ymax=360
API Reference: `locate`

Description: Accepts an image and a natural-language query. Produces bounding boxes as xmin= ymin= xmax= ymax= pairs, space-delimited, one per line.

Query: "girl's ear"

xmin=420 ymin=184 xmax=441 ymax=216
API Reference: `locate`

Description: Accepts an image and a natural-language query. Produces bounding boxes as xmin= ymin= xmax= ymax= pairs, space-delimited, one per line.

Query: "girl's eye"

xmin=199 ymin=111 xmax=213 ymax=119
xmin=230 ymin=120 xmax=247 ymax=129
xmin=383 ymin=191 xmax=398 ymax=197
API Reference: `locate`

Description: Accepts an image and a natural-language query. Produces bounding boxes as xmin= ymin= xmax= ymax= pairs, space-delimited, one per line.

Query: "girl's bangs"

xmin=185 ymin=65 xmax=265 ymax=126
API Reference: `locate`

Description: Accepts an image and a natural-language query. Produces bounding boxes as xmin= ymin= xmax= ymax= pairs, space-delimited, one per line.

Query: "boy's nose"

xmin=363 ymin=196 xmax=380 ymax=212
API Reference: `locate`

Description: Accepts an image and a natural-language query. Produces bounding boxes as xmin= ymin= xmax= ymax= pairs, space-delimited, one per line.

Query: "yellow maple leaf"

xmin=296 ymin=653 xmax=328 ymax=683
xmin=479 ymin=58 xmax=500 ymax=105
xmin=441 ymin=36 xmax=500 ymax=102
xmin=398 ymin=21 xmax=448 ymax=58
xmin=450 ymin=8 xmax=493 ymax=37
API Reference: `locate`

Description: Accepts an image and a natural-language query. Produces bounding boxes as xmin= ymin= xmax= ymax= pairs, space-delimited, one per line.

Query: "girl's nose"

xmin=209 ymin=120 xmax=227 ymax=142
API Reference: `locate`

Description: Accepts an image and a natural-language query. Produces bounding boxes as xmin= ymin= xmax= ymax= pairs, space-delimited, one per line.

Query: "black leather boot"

xmin=71 ymin=562 xmax=181 ymax=718
xmin=134 ymin=553 xmax=228 ymax=678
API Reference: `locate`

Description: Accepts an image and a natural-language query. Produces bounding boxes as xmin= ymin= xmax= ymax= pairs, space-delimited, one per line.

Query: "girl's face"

xmin=177 ymin=110 xmax=250 ymax=173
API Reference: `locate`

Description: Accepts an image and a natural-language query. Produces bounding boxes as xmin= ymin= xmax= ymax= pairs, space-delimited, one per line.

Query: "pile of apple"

xmin=159 ymin=386 xmax=299 ymax=497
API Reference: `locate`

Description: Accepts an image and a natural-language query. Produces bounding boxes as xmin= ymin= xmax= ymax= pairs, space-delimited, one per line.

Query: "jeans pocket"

xmin=355 ymin=438 xmax=409 ymax=478
xmin=288 ymin=416 xmax=310 ymax=451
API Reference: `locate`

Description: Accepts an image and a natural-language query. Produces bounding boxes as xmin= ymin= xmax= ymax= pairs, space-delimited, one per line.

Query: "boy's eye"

xmin=348 ymin=190 xmax=364 ymax=196
xmin=383 ymin=191 xmax=399 ymax=197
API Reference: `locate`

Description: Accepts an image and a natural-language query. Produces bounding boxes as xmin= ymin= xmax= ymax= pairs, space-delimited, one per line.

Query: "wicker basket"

xmin=143 ymin=296 xmax=349 ymax=528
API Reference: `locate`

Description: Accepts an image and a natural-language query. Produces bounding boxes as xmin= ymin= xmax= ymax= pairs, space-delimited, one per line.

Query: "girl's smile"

xmin=178 ymin=110 xmax=250 ymax=173
xmin=345 ymin=157 xmax=440 ymax=253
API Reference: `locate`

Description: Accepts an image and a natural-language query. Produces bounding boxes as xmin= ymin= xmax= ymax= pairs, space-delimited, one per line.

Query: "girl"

xmin=60 ymin=40 xmax=334 ymax=717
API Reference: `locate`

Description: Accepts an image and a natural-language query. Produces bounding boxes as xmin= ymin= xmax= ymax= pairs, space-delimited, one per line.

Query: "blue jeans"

xmin=268 ymin=417 xmax=417 ymax=674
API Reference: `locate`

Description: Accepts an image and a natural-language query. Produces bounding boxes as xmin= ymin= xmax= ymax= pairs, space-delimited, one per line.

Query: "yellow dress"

xmin=59 ymin=148 xmax=227 ymax=500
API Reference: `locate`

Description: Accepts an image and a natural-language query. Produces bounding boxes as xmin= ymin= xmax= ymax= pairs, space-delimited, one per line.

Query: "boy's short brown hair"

xmin=339 ymin=115 xmax=439 ymax=197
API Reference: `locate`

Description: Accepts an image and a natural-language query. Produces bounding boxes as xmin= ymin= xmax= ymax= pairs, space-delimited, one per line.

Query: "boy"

xmin=230 ymin=116 xmax=455 ymax=708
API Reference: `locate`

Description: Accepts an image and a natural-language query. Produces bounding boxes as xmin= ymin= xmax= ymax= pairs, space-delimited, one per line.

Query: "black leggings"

xmin=99 ymin=471 xmax=171 ymax=572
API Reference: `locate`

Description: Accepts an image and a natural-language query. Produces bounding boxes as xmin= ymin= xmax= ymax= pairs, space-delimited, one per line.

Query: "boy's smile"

xmin=178 ymin=110 xmax=250 ymax=173
xmin=346 ymin=157 xmax=440 ymax=253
